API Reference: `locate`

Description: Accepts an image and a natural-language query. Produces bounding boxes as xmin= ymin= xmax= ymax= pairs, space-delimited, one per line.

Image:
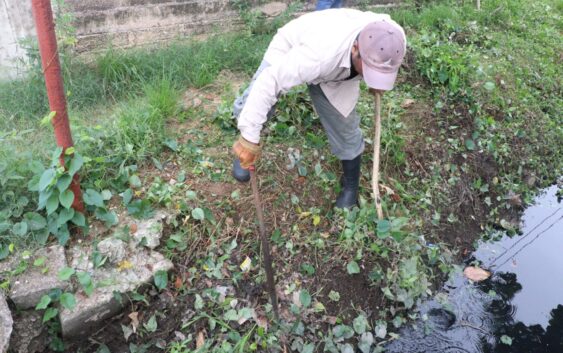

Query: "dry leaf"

xmin=196 ymin=330 xmax=206 ymax=349
xmin=240 ymin=256 xmax=252 ymax=272
xmin=174 ymin=276 xmax=183 ymax=289
xmin=128 ymin=312 xmax=139 ymax=333
xmin=253 ymin=315 xmax=269 ymax=330
xmin=117 ymin=260 xmax=133 ymax=271
xmin=401 ymin=98 xmax=416 ymax=108
xmin=323 ymin=315 xmax=338 ymax=325
xmin=463 ymin=266 xmax=491 ymax=282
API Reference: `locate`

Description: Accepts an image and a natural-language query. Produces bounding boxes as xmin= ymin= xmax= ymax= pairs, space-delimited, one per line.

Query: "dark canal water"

xmin=385 ymin=184 xmax=563 ymax=353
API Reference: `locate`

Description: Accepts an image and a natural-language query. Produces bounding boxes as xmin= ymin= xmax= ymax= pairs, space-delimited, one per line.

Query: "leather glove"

xmin=232 ymin=136 xmax=261 ymax=169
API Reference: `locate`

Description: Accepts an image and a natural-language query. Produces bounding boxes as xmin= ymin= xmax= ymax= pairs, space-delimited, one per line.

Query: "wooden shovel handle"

xmin=372 ymin=92 xmax=384 ymax=220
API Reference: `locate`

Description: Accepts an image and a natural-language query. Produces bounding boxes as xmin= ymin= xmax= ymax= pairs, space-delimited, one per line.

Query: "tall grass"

xmin=0 ymin=32 xmax=270 ymax=126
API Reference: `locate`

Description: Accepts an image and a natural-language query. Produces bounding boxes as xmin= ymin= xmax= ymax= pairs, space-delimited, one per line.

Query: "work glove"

xmin=232 ymin=136 xmax=261 ymax=169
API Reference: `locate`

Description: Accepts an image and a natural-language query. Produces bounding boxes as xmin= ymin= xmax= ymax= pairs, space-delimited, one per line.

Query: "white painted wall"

xmin=0 ymin=0 xmax=35 ymax=81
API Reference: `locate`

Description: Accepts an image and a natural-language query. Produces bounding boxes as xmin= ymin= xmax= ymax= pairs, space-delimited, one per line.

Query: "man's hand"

xmin=232 ymin=136 xmax=261 ymax=169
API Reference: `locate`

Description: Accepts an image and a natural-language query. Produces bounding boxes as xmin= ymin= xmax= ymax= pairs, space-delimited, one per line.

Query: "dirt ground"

xmin=35 ymin=69 xmax=524 ymax=352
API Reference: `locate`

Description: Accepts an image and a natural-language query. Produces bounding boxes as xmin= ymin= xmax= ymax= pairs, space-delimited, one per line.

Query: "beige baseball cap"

xmin=358 ymin=19 xmax=406 ymax=91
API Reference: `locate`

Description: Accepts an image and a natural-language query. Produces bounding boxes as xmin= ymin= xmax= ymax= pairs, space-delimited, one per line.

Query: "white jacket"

xmin=237 ymin=9 xmax=391 ymax=143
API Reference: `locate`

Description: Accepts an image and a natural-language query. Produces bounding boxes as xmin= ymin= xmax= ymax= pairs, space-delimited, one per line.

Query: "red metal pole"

xmin=32 ymin=0 xmax=84 ymax=212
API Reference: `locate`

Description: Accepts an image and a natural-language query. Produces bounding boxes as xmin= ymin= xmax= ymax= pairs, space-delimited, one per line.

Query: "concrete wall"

xmin=0 ymin=0 xmax=35 ymax=81
xmin=68 ymin=0 xmax=258 ymax=52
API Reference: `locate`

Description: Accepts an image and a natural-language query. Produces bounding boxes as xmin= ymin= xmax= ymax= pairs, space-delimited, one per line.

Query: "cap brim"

xmin=362 ymin=63 xmax=398 ymax=91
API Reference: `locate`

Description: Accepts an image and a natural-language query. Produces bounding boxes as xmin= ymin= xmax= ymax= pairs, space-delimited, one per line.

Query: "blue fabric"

xmin=315 ymin=0 xmax=343 ymax=10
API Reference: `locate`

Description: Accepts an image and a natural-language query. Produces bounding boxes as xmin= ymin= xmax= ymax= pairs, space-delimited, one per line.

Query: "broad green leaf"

xmin=83 ymin=189 xmax=104 ymax=208
xmin=36 ymin=295 xmax=52 ymax=310
xmin=302 ymin=343 xmax=314 ymax=353
xmin=71 ymin=212 xmax=86 ymax=227
xmin=23 ymin=212 xmax=47 ymax=230
xmin=37 ymin=188 xmax=52 ymax=210
xmin=328 ymin=290 xmax=340 ymax=302
xmin=353 ymin=314 xmax=369 ymax=334
xmin=121 ymin=189 xmax=133 ymax=205
xmin=17 ymin=196 xmax=29 ymax=207
xmin=186 ymin=190 xmax=197 ymax=200
xmin=374 ymin=321 xmax=387 ymax=339
xmin=39 ymin=169 xmax=56 ymax=191
xmin=332 ymin=325 xmax=354 ymax=340
xmin=68 ymin=153 xmax=83 ymax=176
xmin=56 ymin=224 xmax=70 ymax=245
xmin=238 ymin=307 xmax=254 ymax=322
xmin=58 ymin=267 xmax=75 ymax=281
xmin=483 ymin=81 xmax=495 ymax=91
xmin=465 ymin=139 xmax=476 ymax=151
xmin=154 ymin=270 xmax=168 ymax=290
xmin=60 ymin=292 xmax=76 ymax=310
xmin=129 ymin=175 xmax=142 ymax=188
xmin=12 ymin=222 xmax=28 ymax=236
xmin=194 ymin=294 xmax=204 ymax=310
xmin=59 ymin=189 xmax=75 ymax=209
xmin=56 ymin=174 xmax=72 ymax=192
xmin=50 ymin=147 xmax=63 ymax=166
xmin=376 ymin=220 xmax=391 ymax=237
xmin=96 ymin=344 xmax=111 ymax=353
xmin=144 ymin=315 xmax=158 ymax=332
xmin=101 ymin=190 xmax=112 ymax=200
xmin=76 ymin=271 xmax=94 ymax=296
xmin=224 ymin=309 xmax=238 ymax=321
xmin=40 ymin=111 xmax=56 ymax=126
xmin=358 ymin=332 xmax=374 ymax=353
xmin=346 ymin=261 xmax=360 ymax=274
xmin=57 ymin=208 xmax=75 ymax=227
xmin=42 ymin=307 xmax=58 ymax=323
xmin=95 ymin=209 xmax=118 ymax=227
xmin=64 ymin=146 xmax=75 ymax=155
xmin=299 ymin=289 xmax=312 ymax=308
xmin=46 ymin=192 xmax=59 ymax=215
xmin=191 ymin=208 xmax=204 ymax=221
xmin=163 ymin=138 xmax=178 ymax=151
xmin=0 ymin=222 xmax=10 ymax=234
xmin=33 ymin=256 xmax=47 ymax=267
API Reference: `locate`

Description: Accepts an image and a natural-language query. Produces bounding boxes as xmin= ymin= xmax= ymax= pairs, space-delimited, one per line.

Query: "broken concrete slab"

xmin=9 ymin=245 xmax=70 ymax=309
xmin=131 ymin=211 xmax=169 ymax=249
xmin=96 ymin=237 xmax=127 ymax=264
xmin=60 ymin=249 xmax=173 ymax=337
xmin=0 ymin=292 xmax=12 ymax=353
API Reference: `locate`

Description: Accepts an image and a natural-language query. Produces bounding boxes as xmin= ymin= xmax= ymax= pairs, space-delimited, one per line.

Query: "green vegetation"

xmin=0 ymin=0 xmax=561 ymax=352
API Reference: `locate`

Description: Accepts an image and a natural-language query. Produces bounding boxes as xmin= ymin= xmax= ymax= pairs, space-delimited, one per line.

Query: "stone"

xmin=131 ymin=211 xmax=169 ymax=249
xmin=8 ymin=310 xmax=47 ymax=353
xmin=60 ymin=249 xmax=173 ymax=337
xmin=9 ymin=245 xmax=70 ymax=309
xmin=258 ymin=2 xmax=287 ymax=17
xmin=0 ymin=293 xmax=12 ymax=353
xmin=97 ymin=237 xmax=127 ymax=264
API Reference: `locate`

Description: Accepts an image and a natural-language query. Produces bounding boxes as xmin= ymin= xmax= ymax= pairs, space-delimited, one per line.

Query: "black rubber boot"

xmin=232 ymin=158 xmax=250 ymax=182
xmin=335 ymin=154 xmax=361 ymax=209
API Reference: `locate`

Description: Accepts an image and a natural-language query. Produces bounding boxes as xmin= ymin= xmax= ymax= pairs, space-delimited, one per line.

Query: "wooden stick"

xmin=248 ymin=166 xmax=279 ymax=321
xmin=372 ymin=92 xmax=384 ymax=220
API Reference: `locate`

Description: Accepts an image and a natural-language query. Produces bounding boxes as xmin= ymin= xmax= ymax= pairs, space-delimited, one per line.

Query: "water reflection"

xmin=385 ymin=185 xmax=563 ymax=353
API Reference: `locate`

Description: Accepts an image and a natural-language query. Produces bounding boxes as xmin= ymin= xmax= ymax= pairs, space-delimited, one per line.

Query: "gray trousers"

xmin=233 ymin=63 xmax=364 ymax=161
